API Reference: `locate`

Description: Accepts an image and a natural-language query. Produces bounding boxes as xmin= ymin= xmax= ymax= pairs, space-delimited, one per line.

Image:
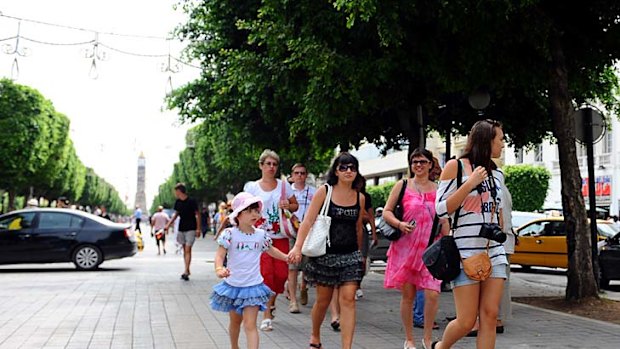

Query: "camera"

xmin=478 ymin=223 xmax=506 ymax=243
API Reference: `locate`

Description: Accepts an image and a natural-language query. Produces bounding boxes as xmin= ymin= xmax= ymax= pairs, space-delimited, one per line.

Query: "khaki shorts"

xmin=177 ymin=230 xmax=197 ymax=247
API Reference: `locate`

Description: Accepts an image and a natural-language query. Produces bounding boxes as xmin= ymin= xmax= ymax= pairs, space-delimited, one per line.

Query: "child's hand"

xmin=216 ymin=268 xmax=230 ymax=278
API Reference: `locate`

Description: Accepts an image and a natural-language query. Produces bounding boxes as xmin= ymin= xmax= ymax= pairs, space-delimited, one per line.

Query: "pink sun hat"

xmin=228 ymin=192 xmax=263 ymax=225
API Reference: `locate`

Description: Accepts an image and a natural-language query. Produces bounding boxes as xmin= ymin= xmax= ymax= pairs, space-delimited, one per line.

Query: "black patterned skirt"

xmin=304 ymin=250 xmax=364 ymax=287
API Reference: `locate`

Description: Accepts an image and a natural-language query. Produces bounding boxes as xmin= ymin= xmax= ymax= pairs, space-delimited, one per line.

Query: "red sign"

xmin=582 ymin=176 xmax=611 ymax=197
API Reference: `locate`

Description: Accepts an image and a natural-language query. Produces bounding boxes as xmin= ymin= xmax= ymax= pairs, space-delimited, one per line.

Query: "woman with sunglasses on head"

xmin=433 ymin=120 xmax=507 ymax=349
xmin=383 ymin=148 xmax=450 ymax=349
xmin=289 ymin=152 xmax=366 ymax=349
xmin=243 ymin=149 xmax=299 ymax=332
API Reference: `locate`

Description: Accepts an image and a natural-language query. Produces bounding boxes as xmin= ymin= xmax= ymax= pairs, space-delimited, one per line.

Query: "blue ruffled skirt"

xmin=210 ymin=281 xmax=274 ymax=314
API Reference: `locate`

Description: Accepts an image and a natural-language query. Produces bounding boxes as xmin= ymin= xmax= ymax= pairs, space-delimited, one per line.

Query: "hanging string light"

xmin=83 ymin=32 xmax=107 ymax=79
xmin=2 ymin=21 xmax=30 ymax=80
xmin=0 ymin=12 xmax=201 ymax=81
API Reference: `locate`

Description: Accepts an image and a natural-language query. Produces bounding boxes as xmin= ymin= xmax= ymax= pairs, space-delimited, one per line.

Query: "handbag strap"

xmin=451 ymin=160 xmax=464 ymax=231
xmin=394 ymin=179 xmax=408 ymax=218
xmin=319 ymin=184 xmax=332 ymax=216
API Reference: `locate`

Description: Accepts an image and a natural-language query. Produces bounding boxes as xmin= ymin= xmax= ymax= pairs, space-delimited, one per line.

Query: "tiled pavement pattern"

xmin=1 ymin=231 xmax=619 ymax=349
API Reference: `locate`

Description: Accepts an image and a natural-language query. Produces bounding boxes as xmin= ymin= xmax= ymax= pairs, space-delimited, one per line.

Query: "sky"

xmin=0 ymin=0 xmax=200 ymax=210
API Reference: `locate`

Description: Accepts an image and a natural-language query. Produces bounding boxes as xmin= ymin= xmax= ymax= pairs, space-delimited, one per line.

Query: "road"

xmin=1 ymin=230 xmax=619 ymax=348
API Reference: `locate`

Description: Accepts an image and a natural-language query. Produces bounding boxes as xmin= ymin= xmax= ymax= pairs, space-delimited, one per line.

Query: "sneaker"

xmin=355 ymin=289 xmax=364 ymax=300
xmin=300 ymin=288 xmax=308 ymax=305
xmin=260 ymin=319 xmax=273 ymax=331
xmin=289 ymin=301 xmax=300 ymax=314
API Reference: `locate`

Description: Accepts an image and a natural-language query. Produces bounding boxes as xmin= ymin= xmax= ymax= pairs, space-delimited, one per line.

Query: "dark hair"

xmin=408 ymin=148 xmax=435 ymax=174
xmin=326 ymin=152 xmax=364 ymax=188
xmin=460 ymin=119 xmax=502 ymax=172
xmin=174 ymin=182 xmax=187 ymax=193
xmin=233 ymin=202 xmax=261 ymax=225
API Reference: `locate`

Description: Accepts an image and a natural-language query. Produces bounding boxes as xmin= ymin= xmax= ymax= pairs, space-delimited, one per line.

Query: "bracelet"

xmin=215 ymin=266 xmax=225 ymax=271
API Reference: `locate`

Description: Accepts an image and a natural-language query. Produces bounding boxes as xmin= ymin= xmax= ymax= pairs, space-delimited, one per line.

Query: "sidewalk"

xmin=1 ymin=234 xmax=619 ymax=348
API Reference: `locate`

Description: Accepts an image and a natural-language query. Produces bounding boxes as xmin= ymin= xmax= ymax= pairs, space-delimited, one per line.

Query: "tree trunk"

xmin=8 ymin=190 xmax=16 ymax=212
xmin=548 ymin=33 xmax=598 ymax=300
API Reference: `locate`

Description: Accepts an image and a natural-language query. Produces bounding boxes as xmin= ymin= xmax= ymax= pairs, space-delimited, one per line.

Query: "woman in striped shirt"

xmin=432 ymin=120 xmax=508 ymax=349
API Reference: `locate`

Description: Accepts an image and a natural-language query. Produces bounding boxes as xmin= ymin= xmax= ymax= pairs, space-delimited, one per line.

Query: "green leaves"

xmin=0 ymin=79 xmax=126 ymax=214
xmin=504 ymin=164 xmax=551 ymax=212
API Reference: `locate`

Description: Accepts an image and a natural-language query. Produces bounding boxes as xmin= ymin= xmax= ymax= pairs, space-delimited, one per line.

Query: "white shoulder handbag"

xmin=301 ymin=184 xmax=332 ymax=257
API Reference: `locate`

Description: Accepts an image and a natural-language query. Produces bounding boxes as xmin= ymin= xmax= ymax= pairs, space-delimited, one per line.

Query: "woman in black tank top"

xmin=290 ymin=152 xmax=365 ymax=349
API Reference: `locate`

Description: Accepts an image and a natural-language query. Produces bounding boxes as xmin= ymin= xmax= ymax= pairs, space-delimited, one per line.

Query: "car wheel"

xmin=72 ymin=245 xmax=102 ymax=270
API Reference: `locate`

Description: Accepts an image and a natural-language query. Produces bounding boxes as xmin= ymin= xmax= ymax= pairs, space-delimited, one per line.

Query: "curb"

xmin=512 ymin=301 xmax=620 ymax=329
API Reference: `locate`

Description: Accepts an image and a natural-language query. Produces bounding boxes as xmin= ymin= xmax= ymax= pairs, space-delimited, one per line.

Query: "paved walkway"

xmin=0 ymin=232 xmax=619 ymax=348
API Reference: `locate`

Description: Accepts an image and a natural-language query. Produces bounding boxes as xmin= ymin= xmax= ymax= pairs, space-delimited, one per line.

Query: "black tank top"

xmin=326 ymin=194 xmax=360 ymax=254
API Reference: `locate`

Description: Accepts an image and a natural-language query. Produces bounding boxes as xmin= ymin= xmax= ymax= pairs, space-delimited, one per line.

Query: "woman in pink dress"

xmin=383 ymin=148 xmax=450 ymax=349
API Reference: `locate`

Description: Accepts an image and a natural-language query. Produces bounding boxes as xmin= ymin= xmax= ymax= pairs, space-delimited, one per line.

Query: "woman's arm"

xmin=267 ymin=245 xmax=289 ymax=262
xmin=382 ymin=180 xmax=414 ymax=234
xmin=367 ymin=207 xmax=378 ymax=246
xmin=289 ymin=185 xmax=328 ymax=262
xmin=357 ymin=194 xmax=366 ymax=252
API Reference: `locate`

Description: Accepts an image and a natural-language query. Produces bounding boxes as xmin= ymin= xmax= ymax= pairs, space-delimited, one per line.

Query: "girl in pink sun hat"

xmin=210 ymin=192 xmax=289 ymax=349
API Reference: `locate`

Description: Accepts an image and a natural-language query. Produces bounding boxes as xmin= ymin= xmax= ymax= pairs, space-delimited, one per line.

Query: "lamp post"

xmin=468 ymin=87 xmax=491 ymax=116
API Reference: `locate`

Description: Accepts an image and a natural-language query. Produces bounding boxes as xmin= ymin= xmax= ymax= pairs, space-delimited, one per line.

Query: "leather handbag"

xmin=462 ymin=242 xmax=492 ymax=281
xmin=280 ymin=180 xmax=300 ymax=239
xmin=378 ymin=179 xmax=408 ymax=241
xmin=301 ymin=184 xmax=332 ymax=257
xmin=422 ymin=161 xmax=464 ymax=282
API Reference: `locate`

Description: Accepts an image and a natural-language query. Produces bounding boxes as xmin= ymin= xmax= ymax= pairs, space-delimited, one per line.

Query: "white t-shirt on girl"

xmin=243 ymin=179 xmax=295 ymax=239
xmin=217 ymin=227 xmax=272 ymax=287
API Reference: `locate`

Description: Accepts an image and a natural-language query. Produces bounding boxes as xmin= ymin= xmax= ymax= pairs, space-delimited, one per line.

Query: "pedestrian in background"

xmin=289 ymin=152 xmax=365 ymax=349
xmin=211 ymin=192 xmax=289 ymax=349
xmin=151 ymin=206 xmax=170 ymax=255
xmin=133 ymin=206 xmax=143 ymax=234
xmin=244 ymin=149 xmax=299 ymax=331
xmin=433 ymin=119 xmax=508 ymax=349
xmin=289 ymin=163 xmax=316 ymax=312
xmin=382 ymin=148 xmax=449 ymax=349
xmin=165 ymin=183 xmax=201 ymax=281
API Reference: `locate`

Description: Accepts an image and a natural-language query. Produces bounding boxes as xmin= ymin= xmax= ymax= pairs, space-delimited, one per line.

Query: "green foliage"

xmin=504 ymin=165 xmax=551 ymax=212
xmin=366 ymin=181 xmax=396 ymax=209
xmin=0 ymin=79 xmax=126 ymax=214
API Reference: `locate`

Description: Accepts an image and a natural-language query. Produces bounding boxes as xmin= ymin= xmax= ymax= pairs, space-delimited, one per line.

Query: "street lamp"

xmin=468 ymin=87 xmax=491 ymax=115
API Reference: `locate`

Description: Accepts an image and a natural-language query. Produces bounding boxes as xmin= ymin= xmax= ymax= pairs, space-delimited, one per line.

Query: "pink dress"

xmin=384 ymin=188 xmax=441 ymax=292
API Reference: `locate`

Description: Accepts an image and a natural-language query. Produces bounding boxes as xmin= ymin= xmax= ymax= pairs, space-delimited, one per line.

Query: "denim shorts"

xmin=450 ymin=263 xmax=508 ymax=289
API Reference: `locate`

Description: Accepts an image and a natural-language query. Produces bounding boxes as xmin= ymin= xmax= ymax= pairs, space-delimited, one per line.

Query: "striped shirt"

xmin=435 ymin=166 xmax=508 ymax=266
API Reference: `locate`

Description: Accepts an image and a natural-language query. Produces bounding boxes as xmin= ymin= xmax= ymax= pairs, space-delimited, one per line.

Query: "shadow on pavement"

xmin=0 ymin=267 xmax=131 ymax=273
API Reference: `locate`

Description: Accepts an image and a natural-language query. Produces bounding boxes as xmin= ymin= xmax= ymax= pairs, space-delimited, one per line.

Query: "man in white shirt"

xmin=151 ymin=206 xmax=170 ymax=255
xmin=288 ymin=163 xmax=316 ymax=312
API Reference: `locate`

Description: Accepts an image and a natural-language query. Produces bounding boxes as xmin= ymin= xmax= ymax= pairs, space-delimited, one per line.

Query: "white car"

xmin=511 ymin=211 xmax=546 ymax=230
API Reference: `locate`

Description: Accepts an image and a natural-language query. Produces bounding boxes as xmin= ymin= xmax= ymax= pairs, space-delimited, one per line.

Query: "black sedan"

xmin=599 ymin=231 xmax=620 ymax=289
xmin=0 ymin=208 xmax=137 ymax=270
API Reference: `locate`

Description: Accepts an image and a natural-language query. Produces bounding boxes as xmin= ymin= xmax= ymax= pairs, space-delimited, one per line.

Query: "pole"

xmin=583 ymin=107 xmax=600 ymax=288
xmin=445 ymin=127 xmax=452 ymax=162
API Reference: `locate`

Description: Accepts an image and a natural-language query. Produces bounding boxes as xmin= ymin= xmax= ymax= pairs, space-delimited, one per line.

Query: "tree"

xmin=504 ymin=165 xmax=551 ymax=212
xmin=173 ymin=0 xmax=620 ymax=299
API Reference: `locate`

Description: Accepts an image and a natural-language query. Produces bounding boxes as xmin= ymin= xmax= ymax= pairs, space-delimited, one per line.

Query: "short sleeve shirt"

xmin=174 ymin=197 xmax=199 ymax=232
xmin=292 ymin=184 xmax=316 ymax=222
xmin=151 ymin=212 xmax=170 ymax=231
xmin=243 ymin=179 xmax=294 ymax=239
xmin=217 ymin=227 xmax=272 ymax=287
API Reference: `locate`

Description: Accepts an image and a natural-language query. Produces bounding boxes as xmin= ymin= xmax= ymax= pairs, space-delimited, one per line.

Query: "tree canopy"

xmin=167 ymin=0 xmax=620 ymax=299
xmin=0 ymin=79 xmax=127 ymax=215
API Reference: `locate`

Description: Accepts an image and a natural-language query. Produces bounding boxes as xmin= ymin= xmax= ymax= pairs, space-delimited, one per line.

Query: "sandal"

xmin=259 ymin=319 xmax=273 ymax=332
xmin=309 ymin=343 xmax=322 ymax=348
xmin=330 ymin=320 xmax=340 ymax=332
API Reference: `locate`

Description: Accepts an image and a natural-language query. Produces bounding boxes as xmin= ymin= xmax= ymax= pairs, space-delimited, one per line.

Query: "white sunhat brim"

xmin=228 ymin=197 xmax=263 ymax=225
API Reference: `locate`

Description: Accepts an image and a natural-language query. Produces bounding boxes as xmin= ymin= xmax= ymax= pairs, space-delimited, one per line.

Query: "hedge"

xmin=503 ymin=164 xmax=551 ymax=212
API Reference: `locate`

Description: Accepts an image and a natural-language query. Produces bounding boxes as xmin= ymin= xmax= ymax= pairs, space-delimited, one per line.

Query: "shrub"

xmin=367 ymin=181 xmax=397 ymax=209
xmin=503 ymin=164 xmax=551 ymax=212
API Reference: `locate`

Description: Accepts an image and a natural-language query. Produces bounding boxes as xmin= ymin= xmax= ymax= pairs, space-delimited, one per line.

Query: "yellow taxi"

xmin=512 ymin=217 xmax=618 ymax=269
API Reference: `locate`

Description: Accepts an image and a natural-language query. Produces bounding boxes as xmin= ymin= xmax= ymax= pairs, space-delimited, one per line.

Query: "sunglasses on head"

xmin=337 ymin=164 xmax=357 ymax=172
